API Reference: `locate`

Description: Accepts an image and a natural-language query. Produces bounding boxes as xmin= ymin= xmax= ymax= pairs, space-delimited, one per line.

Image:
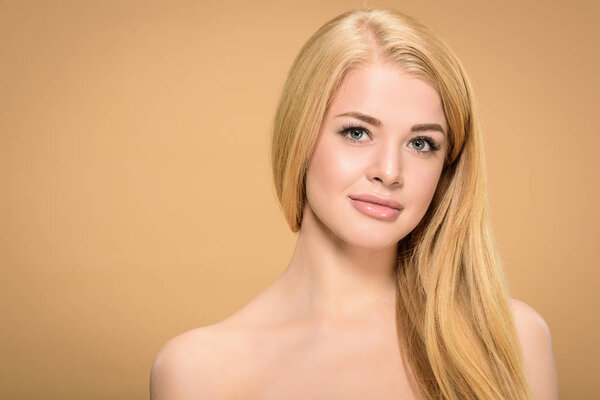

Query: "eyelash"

xmin=337 ymin=124 xmax=441 ymax=153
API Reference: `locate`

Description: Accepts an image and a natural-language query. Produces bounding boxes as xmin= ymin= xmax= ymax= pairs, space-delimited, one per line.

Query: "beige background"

xmin=1 ymin=0 xmax=598 ymax=398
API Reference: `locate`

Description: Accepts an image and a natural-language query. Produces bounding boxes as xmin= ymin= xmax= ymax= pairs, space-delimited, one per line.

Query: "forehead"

xmin=327 ymin=62 xmax=447 ymax=130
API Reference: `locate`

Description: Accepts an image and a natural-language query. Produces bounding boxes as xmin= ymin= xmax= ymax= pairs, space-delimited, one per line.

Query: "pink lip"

xmin=349 ymin=194 xmax=403 ymax=210
xmin=348 ymin=194 xmax=403 ymax=221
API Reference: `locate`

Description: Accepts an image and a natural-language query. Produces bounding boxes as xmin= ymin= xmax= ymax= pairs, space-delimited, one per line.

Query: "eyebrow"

xmin=335 ymin=111 xmax=446 ymax=135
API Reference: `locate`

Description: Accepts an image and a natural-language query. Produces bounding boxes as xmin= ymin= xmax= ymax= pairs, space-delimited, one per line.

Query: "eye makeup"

xmin=337 ymin=123 xmax=442 ymax=154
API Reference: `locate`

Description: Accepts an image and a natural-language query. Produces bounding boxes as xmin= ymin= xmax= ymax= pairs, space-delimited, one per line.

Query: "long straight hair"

xmin=270 ymin=9 xmax=532 ymax=400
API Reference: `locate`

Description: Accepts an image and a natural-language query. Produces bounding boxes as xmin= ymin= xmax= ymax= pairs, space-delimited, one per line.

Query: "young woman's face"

xmin=304 ymin=61 xmax=448 ymax=250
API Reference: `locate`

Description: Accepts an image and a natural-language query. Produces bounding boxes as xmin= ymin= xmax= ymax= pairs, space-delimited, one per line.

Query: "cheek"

xmin=306 ymin=141 xmax=359 ymax=192
xmin=406 ymin=162 xmax=444 ymax=209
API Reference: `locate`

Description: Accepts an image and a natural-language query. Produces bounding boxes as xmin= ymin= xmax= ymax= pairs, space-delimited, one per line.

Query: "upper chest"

xmin=223 ymin=321 xmax=422 ymax=400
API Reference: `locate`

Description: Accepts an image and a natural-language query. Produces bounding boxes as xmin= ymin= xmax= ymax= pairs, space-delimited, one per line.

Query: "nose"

xmin=367 ymin=143 xmax=403 ymax=188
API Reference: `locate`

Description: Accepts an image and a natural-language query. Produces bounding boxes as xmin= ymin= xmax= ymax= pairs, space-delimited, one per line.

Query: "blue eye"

xmin=409 ymin=136 xmax=441 ymax=153
xmin=338 ymin=125 xmax=371 ymax=143
xmin=411 ymin=138 xmax=429 ymax=151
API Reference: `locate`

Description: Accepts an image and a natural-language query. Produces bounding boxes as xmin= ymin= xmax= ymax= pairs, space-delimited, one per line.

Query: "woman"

xmin=150 ymin=8 xmax=559 ymax=399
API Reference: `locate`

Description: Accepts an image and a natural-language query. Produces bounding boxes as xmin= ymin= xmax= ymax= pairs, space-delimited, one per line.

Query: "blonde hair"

xmin=270 ymin=8 xmax=532 ymax=400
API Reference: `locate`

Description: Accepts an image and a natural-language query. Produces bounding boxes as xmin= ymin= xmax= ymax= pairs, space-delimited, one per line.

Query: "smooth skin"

xmin=150 ymin=61 xmax=560 ymax=399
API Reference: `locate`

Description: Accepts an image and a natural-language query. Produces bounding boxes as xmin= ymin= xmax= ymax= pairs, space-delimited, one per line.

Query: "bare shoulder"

xmin=149 ymin=323 xmax=242 ymax=400
xmin=510 ymin=298 xmax=552 ymax=342
xmin=149 ymin=284 xmax=287 ymax=399
xmin=509 ymin=298 xmax=560 ymax=399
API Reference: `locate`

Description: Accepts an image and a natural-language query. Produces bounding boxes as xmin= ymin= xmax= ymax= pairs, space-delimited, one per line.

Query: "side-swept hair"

xmin=271 ymin=8 xmax=532 ymax=400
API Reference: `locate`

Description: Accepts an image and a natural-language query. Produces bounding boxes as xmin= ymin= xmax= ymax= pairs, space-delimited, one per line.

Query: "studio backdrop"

xmin=1 ymin=0 xmax=598 ymax=399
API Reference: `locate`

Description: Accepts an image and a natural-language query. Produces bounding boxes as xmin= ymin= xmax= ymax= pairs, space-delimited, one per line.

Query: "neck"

xmin=276 ymin=206 xmax=398 ymax=325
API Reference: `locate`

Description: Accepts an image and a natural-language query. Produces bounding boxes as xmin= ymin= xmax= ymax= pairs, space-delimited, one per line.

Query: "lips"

xmin=348 ymin=193 xmax=403 ymax=221
xmin=348 ymin=194 xmax=403 ymax=210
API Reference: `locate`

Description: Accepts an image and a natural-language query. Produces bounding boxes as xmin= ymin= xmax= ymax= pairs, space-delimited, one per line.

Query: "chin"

xmin=305 ymin=203 xmax=413 ymax=250
xmin=333 ymin=223 xmax=408 ymax=251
